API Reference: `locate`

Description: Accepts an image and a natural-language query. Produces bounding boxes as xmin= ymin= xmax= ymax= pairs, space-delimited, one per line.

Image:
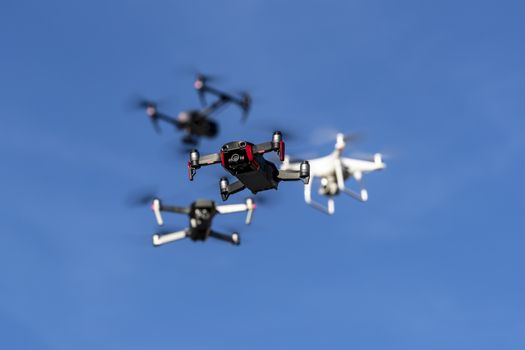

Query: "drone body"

xmin=187 ymin=132 xmax=311 ymax=201
xmin=139 ymin=74 xmax=251 ymax=145
xmin=151 ymin=198 xmax=255 ymax=247
xmin=280 ymin=133 xmax=386 ymax=215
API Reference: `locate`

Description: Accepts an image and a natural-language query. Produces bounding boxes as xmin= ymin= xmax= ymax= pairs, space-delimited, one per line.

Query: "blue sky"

xmin=1 ymin=0 xmax=524 ymax=349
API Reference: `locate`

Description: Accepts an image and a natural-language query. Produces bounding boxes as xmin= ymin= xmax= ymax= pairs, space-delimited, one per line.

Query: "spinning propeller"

xmin=131 ymin=96 xmax=163 ymax=133
xmin=193 ymin=72 xmax=221 ymax=106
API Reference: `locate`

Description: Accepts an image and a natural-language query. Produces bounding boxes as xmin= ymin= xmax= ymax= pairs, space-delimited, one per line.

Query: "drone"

xmin=137 ymin=74 xmax=251 ymax=145
xmin=151 ymin=197 xmax=256 ymax=247
xmin=187 ymin=131 xmax=311 ymax=201
xmin=280 ymin=133 xmax=386 ymax=215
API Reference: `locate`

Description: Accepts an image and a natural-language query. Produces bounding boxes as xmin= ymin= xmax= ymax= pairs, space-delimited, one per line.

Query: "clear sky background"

xmin=1 ymin=0 xmax=524 ymax=349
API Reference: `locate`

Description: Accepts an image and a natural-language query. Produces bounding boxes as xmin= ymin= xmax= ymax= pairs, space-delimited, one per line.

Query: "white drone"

xmin=280 ymin=133 xmax=386 ymax=215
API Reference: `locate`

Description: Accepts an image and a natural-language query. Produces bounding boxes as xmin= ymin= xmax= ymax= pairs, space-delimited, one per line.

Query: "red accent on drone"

xmin=245 ymin=144 xmax=254 ymax=161
xmin=279 ymin=140 xmax=285 ymax=161
xmin=245 ymin=144 xmax=260 ymax=170
xmin=220 ymin=151 xmax=225 ymax=167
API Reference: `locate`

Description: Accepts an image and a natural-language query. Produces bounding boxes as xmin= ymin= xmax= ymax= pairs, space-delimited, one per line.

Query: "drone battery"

xmin=221 ymin=141 xmax=280 ymax=193
xmin=236 ymin=163 xmax=279 ymax=193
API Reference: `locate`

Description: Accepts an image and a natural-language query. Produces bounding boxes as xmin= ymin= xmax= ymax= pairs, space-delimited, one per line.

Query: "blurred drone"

xmin=188 ymin=131 xmax=310 ymax=201
xmin=151 ymin=197 xmax=256 ymax=247
xmin=280 ymin=133 xmax=386 ymax=215
xmin=136 ymin=74 xmax=251 ymax=145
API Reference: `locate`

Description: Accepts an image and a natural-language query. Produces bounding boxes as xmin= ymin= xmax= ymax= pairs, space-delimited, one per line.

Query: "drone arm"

xmin=198 ymin=85 xmax=249 ymax=119
xmin=152 ymin=229 xmax=188 ymax=246
xmin=219 ymin=178 xmax=246 ymax=201
xmin=252 ymin=132 xmax=286 ymax=160
xmin=209 ymin=230 xmax=240 ymax=245
xmin=201 ymin=85 xmax=243 ymax=104
xmin=152 ymin=199 xmax=189 ymax=226
xmin=277 ymin=161 xmax=310 ymax=184
xmin=162 ymin=205 xmax=190 ymax=214
xmin=188 ymin=150 xmax=222 ymax=180
xmin=154 ymin=112 xmax=183 ymax=128
xmin=216 ymin=204 xmax=247 ymax=214
xmin=202 ymin=97 xmax=229 ymax=116
xmin=252 ymin=141 xmax=274 ymax=153
xmin=216 ymin=198 xmax=256 ymax=224
xmin=304 ymin=176 xmax=335 ymax=215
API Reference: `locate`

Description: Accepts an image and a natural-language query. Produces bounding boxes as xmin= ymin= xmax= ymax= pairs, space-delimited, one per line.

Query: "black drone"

xmin=151 ymin=197 xmax=256 ymax=246
xmin=137 ymin=74 xmax=251 ymax=145
xmin=188 ymin=131 xmax=311 ymax=201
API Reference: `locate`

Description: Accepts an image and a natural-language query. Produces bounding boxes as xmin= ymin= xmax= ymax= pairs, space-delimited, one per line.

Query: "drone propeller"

xmin=314 ymin=128 xmax=364 ymax=145
xmin=341 ymin=133 xmax=363 ymax=143
xmin=125 ymin=189 xmax=159 ymax=208
xmin=193 ymin=72 xmax=222 ymax=86
xmin=192 ymin=72 xmax=222 ymax=106
xmin=275 ymin=127 xmax=296 ymax=142
xmin=252 ymin=121 xmax=297 ymax=142
xmin=129 ymin=94 xmax=177 ymax=111
xmin=150 ymin=118 xmax=161 ymax=134
xmin=195 ymin=75 xmax=207 ymax=106
xmin=240 ymin=92 xmax=252 ymax=122
xmin=288 ymin=156 xmax=309 ymax=163
xmin=252 ymin=192 xmax=277 ymax=205
xmin=129 ymin=96 xmax=164 ymax=133
xmin=129 ymin=97 xmax=156 ymax=111
xmin=181 ymin=135 xmax=199 ymax=146
xmin=350 ymin=150 xmax=394 ymax=162
xmin=162 ymin=141 xmax=197 ymax=161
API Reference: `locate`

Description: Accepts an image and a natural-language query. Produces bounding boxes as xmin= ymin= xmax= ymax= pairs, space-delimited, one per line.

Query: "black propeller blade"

xmin=252 ymin=192 xmax=277 ymax=205
xmin=129 ymin=96 xmax=163 ymax=133
xmin=125 ymin=189 xmax=158 ymax=208
xmin=240 ymin=92 xmax=252 ymax=122
xmin=193 ymin=72 xmax=223 ymax=106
